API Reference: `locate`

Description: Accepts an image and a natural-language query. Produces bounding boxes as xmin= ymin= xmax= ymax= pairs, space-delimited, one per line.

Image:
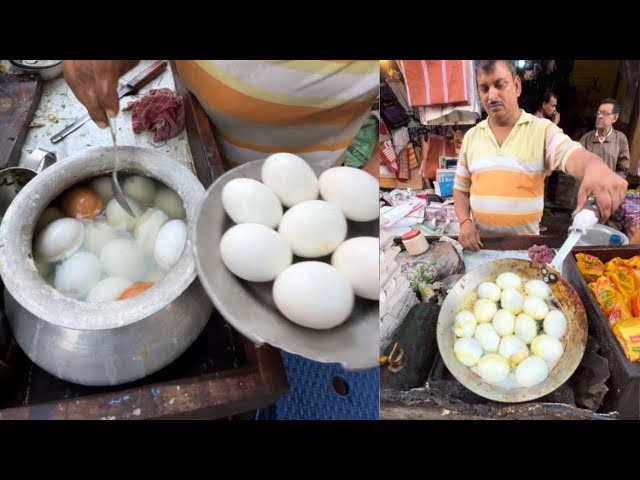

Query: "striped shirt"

xmin=454 ymin=110 xmax=582 ymax=235
xmin=174 ymin=60 xmax=379 ymax=168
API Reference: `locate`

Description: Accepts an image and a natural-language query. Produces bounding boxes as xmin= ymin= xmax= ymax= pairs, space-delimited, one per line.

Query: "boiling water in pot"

xmin=32 ymin=173 xmax=187 ymax=302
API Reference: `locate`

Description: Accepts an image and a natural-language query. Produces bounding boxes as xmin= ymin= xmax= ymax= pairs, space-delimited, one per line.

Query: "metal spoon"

xmin=108 ymin=118 xmax=136 ymax=217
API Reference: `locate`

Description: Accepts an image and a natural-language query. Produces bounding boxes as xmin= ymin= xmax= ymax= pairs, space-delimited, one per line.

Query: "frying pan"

xmin=436 ymin=258 xmax=588 ymax=403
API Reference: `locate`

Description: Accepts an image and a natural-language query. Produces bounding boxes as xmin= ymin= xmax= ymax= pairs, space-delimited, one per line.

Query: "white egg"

xmin=86 ymin=277 xmax=134 ymax=302
xmin=474 ymin=323 xmax=500 ymax=353
xmin=221 ymin=178 xmax=283 ymax=228
xmin=272 ymin=262 xmax=353 ymax=329
xmin=278 ymin=200 xmax=347 ymax=258
xmin=492 ymin=309 xmax=515 ymax=336
xmin=123 ymin=175 xmax=156 ymax=205
xmin=153 ymin=188 xmax=186 ymax=219
xmin=82 ymin=221 xmax=116 ymax=255
xmin=100 ymin=238 xmax=145 ymax=282
xmin=477 ymin=281 xmax=502 ymax=302
xmin=515 ymin=356 xmax=549 ymax=387
xmin=89 ymin=176 xmax=114 ymax=203
xmin=106 ymin=197 xmax=143 ymax=231
xmin=220 ymin=223 xmax=292 ymax=282
xmin=474 ymin=299 xmax=497 ymax=323
xmin=261 ymin=152 xmax=319 ymax=207
xmin=498 ymin=335 xmax=529 ymax=365
xmin=35 ymin=207 xmax=64 ymax=233
xmin=318 ymin=166 xmax=379 ymax=222
xmin=501 ymin=288 xmax=524 ymax=314
xmin=543 ymin=310 xmax=567 ymax=339
xmin=454 ymin=337 xmax=484 ymax=366
xmin=477 ymin=354 xmax=510 ymax=383
xmin=331 ymin=236 xmax=378 ymax=300
xmin=515 ymin=313 xmax=538 ymax=344
xmin=525 ymin=279 xmax=551 ymax=300
xmin=134 ymin=208 xmax=169 ymax=253
xmin=34 ymin=218 xmax=84 ymax=263
xmin=496 ymin=272 xmax=523 ymax=291
xmin=531 ymin=334 xmax=564 ymax=363
xmin=453 ymin=310 xmax=477 ymax=337
xmin=523 ymin=296 xmax=549 ymax=320
xmin=154 ymin=219 xmax=188 ymax=271
xmin=54 ymin=251 xmax=102 ymax=299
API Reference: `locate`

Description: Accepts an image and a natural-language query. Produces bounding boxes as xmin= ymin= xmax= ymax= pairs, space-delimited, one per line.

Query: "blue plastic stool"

xmin=262 ymin=351 xmax=379 ymax=420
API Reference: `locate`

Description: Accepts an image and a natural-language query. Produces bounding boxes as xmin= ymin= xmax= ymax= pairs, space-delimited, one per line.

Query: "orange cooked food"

xmin=117 ymin=282 xmax=154 ymax=300
xmin=60 ymin=186 xmax=103 ymax=220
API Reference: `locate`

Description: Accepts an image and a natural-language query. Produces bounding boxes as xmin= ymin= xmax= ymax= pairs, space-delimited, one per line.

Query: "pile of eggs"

xmin=32 ymin=173 xmax=188 ymax=303
xmin=452 ymin=272 xmax=568 ymax=388
xmin=219 ymin=152 xmax=379 ymax=330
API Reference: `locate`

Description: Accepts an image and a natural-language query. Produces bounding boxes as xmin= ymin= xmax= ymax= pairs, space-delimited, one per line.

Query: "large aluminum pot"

xmin=437 ymin=258 xmax=588 ymax=403
xmin=0 ymin=146 xmax=212 ymax=386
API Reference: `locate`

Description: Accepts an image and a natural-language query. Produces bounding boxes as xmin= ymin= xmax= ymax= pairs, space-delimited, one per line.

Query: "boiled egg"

xmin=496 ymin=272 xmax=523 ymax=291
xmin=153 ymin=188 xmax=186 ymax=219
xmin=477 ymin=281 xmax=502 ymax=302
xmin=134 ymin=208 xmax=169 ymax=253
xmin=454 ymin=337 xmax=483 ymax=367
xmin=498 ymin=335 xmax=529 ymax=365
xmin=34 ymin=218 xmax=84 ymax=263
xmin=82 ymin=221 xmax=116 ymax=255
xmin=154 ymin=219 xmax=188 ymax=271
xmin=331 ymin=236 xmax=378 ymax=300
xmin=515 ymin=313 xmax=538 ymax=344
xmin=525 ymin=279 xmax=551 ymax=300
xmin=501 ymin=288 xmax=524 ymax=314
xmin=100 ymin=238 xmax=145 ymax=282
xmin=453 ymin=310 xmax=477 ymax=337
xmin=54 ymin=251 xmax=102 ymax=299
xmin=86 ymin=277 xmax=133 ymax=302
xmin=123 ymin=175 xmax=156 ymax=205
xmin=60 ymin=186 xmax=103 ymax=220
xmin=474 ymin=298 xmax=497 ymax=323
xmin=318 ymin=167 xmax=379 ymax=222
xmin=492 ymin=309 xmax=515 ymax=336
xmin=105 ymin=196 xmax=143 ymax=231
xmin=474 ymin=323 xmax=500 ymax=352
xmin=515 ymin=356 xmax=549 ymax=387
xmin=89 ymin=176 xmax=114 ymax=203
xmin=523 ymin=296 xmax=549 ymax=320
xmin=261 ymin=153 xmax=319 ymax=207
xmin=543 ymin=310 xmax=567 ymax=339
xmin=531 ymin=334 xmax=564 ymax=363
xmin=221 ymin=178 xmax=282 ymax=228
xmin=477 ymin=354 xmax=510 ymax=383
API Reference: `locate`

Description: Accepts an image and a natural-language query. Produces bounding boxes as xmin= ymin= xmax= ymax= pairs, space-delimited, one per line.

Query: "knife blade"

xmin=50 ymin=60 xmax=168 ymax=143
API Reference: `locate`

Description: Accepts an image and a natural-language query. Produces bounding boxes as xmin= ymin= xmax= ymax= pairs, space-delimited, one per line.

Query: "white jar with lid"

xmin=401 ymin=229 xmax=429 ymax=256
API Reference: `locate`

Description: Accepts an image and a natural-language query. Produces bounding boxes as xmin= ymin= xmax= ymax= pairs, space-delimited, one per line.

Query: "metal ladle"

xmin=108 ymin=118 xmax=136 ymax=217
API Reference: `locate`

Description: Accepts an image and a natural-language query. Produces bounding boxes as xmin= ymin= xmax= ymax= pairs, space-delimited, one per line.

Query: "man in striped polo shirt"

xmin=62 ymin=60 xmax=379 ymax=169
xmin=453 ymin=60 xmax=627 ymax=251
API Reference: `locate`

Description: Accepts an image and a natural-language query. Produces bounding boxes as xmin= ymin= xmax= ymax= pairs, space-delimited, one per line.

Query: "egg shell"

xmin=82 ymin=221 xmax=116 ymax=255
xmin=261 ymin=153 xmax=319 ymax=207
xmin=54 ymin=251 xmax=102 ymax=299
xmin=153 ymin=188 xmax=186 ymax=219
xmin=154 ymin=219 xmax=189 ymax=271
xmin=100 ymin=238 xmax=146 ymax=282
xmin=221 ymin=178 xmax=283 ymax=228
xmin=134 ymin=208 xmax=169 ymax=253
xmin=34 ymin=217 xmax=85 ymax=263
xmin=105 ymin=196 xmax=143 ymax=231
xmin=86 ymin=277 xmax=134 ymax=302
xmin=318 ymin=167 xmax=379 ymax=222
xmin=331 ymin=236 xmax=378 ymax=300
xmin=60 ymin=186 xmax=104 ymax=220
xmin=123 ymin=175 xmax=156 ymax=205
xmin=272 ymin=262 xmax=353 ymax=329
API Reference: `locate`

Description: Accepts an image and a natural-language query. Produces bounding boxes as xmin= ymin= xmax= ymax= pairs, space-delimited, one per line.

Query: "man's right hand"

xmin=458 ymin=222 xmax=483 ymax=251
xmin=62 ymin=60 xmax=139 ymax=128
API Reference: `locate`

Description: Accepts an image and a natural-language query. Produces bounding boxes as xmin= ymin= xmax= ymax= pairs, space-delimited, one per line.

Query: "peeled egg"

xmin=477 ymin=354 xmax=510 ymax=383
xmin=501 ymin=288 xmax=524 ymax=314
xmin=515 ymin=313 xmax=538 ymax=344
xmin=492 ymin=309 xmax=515 ymax=336
xmin=543 ymin=310 xmax=567 ymax=338
xmin=454 ymin=337 xmax=483 ymax=367
xmin=106 ymin=196 xmax=143 ymax=231
xmin=89 ymin=176 xmax=114 ymax=203
xmin=278 ymin=200 xmax=347 ymax=258
xmin=496 ymin=272 xmax=523 ymax=291
xmin=474 ymin=323 xmax=500 ymax=353
xmin=453 ymin=310 xmax=477 ymax=337
xmin=87 ymin=277 xmax=134 ymax=302
xmin=60 ymin=186 xmax=103 ymax=220
xmin=221 ymin=178 xmax=283 ymax=228
xmin=100 ymin=238 xmax=145 ymax=282
xmin=525 ymin=279 xmax=551 ymax=300
xmin=82 ymin=221 xmax=116 ymax=255
xmin=220 ymin=223 xmax=292 ymax=282
xmin=34 ymin=218 xmax=84 ymax=263
xmin=54 ymin=251 xmax=102 ymax=299
xmin=318 ymin=166 xmax=379 ymax=222
xmin=473 ymin=298 xmax=497 ymax=323
xmin=498 ymin=335 xmax=529 ymax=365
xmin=531 ymin=334 xmax=564 ymax=363
xmin=515 ymin=356 xmax=549 ymax=387
xmin=331 ymin=236 xmax=378 ymax=300
xmin=523 ymin=296 xmax=549 ymax=320
xmin=261 ymin=152 xmax=319 ymax=207
xmin=154 ymin=219 xmax=188 ymax=271
xmin=134 ymin=208 xmax=169 ymax=253
xmin=272 ymin=262 xmax=353 ymax=329
xmin=35 ymin=207 xmax=64 ymax=233
xmin=123 ymin=175 xmax=156 ymax=205
xmin=477 ymin=281 xmax=501 ymax=302
xmin=153 ymin=188 xmax=186 ymax=219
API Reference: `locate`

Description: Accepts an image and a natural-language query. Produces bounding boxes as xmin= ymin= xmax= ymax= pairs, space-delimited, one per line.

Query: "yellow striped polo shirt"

xmin=174 ymin=60 xmax=379 ymax=168
xmin=454 ymin=110 xmax=582 ymax=235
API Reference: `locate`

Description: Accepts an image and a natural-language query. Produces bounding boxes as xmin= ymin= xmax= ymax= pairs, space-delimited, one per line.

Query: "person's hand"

xmin=62 ymin=60 xmax=139 ymax=128
xmin=458 ymin=221 xmax=483 ymax=251
xmin=575 ymin=160 xmax=627 ymax=222
xmin=553 ymin=111 xmax=561 ymax=125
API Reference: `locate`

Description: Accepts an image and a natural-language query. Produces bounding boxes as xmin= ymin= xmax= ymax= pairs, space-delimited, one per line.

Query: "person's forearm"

xmin=564 ymin=148 xmax=601 ymax=179
xmin=454 ymin=189 xmax=471 ymax=221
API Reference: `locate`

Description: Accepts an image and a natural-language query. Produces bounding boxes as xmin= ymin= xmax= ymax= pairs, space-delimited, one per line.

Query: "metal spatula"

xmin=108 ymin=118 xmax=136 ymax=218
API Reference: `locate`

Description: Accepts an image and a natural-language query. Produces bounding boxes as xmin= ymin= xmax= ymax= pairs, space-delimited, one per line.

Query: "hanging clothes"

xmin=398 ymin=60 xmax=471 ymax=107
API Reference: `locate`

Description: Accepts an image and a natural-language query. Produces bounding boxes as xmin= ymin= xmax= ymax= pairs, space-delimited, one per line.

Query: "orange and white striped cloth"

xmin=398 ymin=60 xmax=470 ymax=107
xmin=454 ymin=111 xmax=582 ymax=235
xmin=174 ymin=60 xmax=379 ymax=167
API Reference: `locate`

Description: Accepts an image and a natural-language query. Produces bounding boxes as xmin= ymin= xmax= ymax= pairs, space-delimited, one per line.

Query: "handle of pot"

xmin=18 ymin=149 xmax=57 ymax=173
